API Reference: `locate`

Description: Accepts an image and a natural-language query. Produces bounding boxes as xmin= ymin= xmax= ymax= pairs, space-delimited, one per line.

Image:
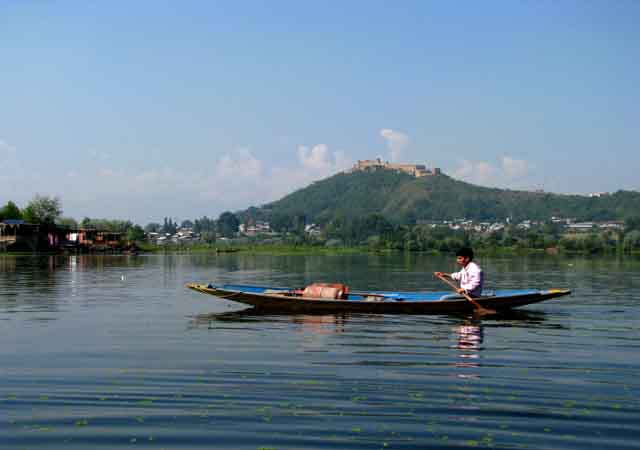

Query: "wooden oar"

xmin=435 ymin=274 xmax=496 ymax=315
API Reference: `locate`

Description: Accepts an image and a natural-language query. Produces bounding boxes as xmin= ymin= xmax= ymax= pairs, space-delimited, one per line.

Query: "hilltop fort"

xmin=350 ymin=158 xmax=441 ymax=177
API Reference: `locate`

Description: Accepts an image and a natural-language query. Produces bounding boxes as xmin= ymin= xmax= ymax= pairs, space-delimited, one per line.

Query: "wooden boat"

xmin=186 ymin=283 xmax=571 ymax=314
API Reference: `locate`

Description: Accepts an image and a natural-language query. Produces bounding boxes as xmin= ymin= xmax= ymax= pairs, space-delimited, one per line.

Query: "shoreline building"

xmin=350 ymin=158 xmax=441 ymax=177
xmin=0 ymin=220 xmax=125 ymax=252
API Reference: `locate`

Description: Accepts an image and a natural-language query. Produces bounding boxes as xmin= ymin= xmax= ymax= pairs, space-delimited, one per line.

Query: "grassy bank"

xmin=4 ymin=241 xmax=639 ymax=257
xmin=133 ymin=242 xmax=640 ymax=256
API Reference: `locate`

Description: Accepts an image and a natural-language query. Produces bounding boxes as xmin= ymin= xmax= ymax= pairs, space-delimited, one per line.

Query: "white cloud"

xmin=380 ymin=129 xmax=409 ymax=162
xmin=89 ymin=148 xmax=111 ymax=161
xmin=2 ymin=140 xmax=354 ymax=223
xmin=0 ymin=139 xmax=16 ymax=153
xmin=452 ymin=155 xmax=533 ymax=188
xmin=215 ymin=148 xmax=263 ymax=179
xmin=333 ymin=150 xmax=351 ymax=171
xmin=452 ymin=160 xmax=497 ymax=185
xmin=0 ymin=140 xmax=50 ymax=206
xmin=298 ymin=144 xmax=331 ymax=170
xmin=0 ymin=139 xmax=17 ymax=170
xmin=194 ymin=144 xmax=351 ymax=212
xmin=501 ymin=156 xmax=530 ymax=179
xmin=297 ymin=144 xmax=352 ymax=172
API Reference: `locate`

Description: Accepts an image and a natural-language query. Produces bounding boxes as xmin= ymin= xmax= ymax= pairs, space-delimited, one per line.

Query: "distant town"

xmin=145 ymin=216 xmax=625 ymax=246
xmin=0 ymin=213 xmax=629 ymax=253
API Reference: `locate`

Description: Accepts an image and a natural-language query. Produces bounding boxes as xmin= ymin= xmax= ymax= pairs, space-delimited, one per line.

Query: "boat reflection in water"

xmin=290 ymin=314 xmax=348 ymax=334
xmin=190 ymin=309 xmax=350 ymax=335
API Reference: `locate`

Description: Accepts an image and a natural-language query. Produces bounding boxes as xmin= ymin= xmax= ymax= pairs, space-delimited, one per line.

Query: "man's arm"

xmin=434 ymin=271 xmax=452 ymax=278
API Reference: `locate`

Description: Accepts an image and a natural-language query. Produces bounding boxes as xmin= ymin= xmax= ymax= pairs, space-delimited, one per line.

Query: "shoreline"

xmin=2 ymin=244 xmax=640 ymax=257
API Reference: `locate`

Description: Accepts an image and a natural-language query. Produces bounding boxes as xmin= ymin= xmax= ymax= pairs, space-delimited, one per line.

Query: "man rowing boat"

xmin=434 ymin=247 xmax=483 ymax=297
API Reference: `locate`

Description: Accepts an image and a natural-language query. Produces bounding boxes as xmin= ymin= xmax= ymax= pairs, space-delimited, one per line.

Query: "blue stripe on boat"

xmin=212 ymin=284 xmax=541 ymax=303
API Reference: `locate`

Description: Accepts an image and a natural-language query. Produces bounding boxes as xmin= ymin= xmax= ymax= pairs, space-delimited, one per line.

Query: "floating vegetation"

xmin=292 ymin=379 xmax=323 ymax=386
xmin=136 ymin=398 xmax=155 ymax=406
xmin=74 ymin=418 xmax=89 ymax=427
xmin=481 ymin=433 xmax=495 ymax=446
xmin=426 ymin=422 xmax=438 ymax=433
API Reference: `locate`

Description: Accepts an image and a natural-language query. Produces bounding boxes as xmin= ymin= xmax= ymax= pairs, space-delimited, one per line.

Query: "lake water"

xmin=1 ymin=253 xmax=639 ymax=449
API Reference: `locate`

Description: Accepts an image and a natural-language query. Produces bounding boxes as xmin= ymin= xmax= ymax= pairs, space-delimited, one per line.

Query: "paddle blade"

xmin=473 ymin=307 xmax=497 ymax=316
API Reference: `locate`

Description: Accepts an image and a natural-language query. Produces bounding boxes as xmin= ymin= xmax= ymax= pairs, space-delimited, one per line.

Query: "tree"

xmin=180 ymin=219 xmax=194 ymax=229
xmin=292 ymin=212 xmax=306 ymax=235
xmin=127 ymin=225 xmax=145 ymax=242
xmin=193 ymin=216 xmax=215 ymax=234
xmin=0 ymin=201 xmax=22 ymax=221
xmin=145 ymin=222 xmax=161 ymax=233
xmin=201 ymin=231 xmax=216 ymax=244
xmin=80 ymin=217 xmax=132 ymax=232
xmin=625 ymin=216 xmax=640 ymax=233
xmin=162 ymin=217 xmax=177 ymax=234
xmin=217 ymin=212 xmax=239 ymax=238
xmin=57 ymin=217 xmax=78 ymax=229
xmin=269 ymin=212 xmax=293 ymax=233
xmin=623 ymin=230 xmax=640 ymax=252
xmin=81 ymin=217 xmax=93 ymax=228
xmin=22 ymin=195 xmax=62 ymax=225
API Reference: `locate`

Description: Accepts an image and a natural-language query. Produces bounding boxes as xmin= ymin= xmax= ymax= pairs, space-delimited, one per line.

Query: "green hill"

xmin=242 ymin=169 xmax=640 ymax=225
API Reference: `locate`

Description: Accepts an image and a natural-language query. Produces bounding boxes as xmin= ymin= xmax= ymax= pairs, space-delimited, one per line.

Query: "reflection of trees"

xmin=0 ymin=254 xmax=147 ymax=314
xmin=0 ymin=255 xmax=17 ymax=273
xmin=70 ymin=254 xmax=146 ymax=271
xmin=0 ymin=255 xmax=61 ymax=313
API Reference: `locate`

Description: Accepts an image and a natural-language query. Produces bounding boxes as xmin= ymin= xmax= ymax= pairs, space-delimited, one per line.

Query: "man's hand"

xmin=457 ymin=288 xmax=467 ymax=295
xmin=434 ymin=271 xmax=445 ymax=278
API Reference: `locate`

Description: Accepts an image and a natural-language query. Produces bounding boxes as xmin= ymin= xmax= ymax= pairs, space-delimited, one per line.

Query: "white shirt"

xmin=451 ymin=261 xmax=483 ymax=297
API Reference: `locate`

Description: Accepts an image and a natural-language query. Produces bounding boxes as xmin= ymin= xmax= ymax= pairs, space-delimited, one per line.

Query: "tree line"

xmin=0 ymin=195 xmax=241 ymax=244
xmin=3 ymin=195 xmax=640 ymax=253
xmin=260 ymin=213 xmax=640 ymax=254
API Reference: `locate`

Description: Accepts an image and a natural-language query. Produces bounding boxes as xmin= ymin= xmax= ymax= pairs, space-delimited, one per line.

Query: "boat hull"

xmin=186 ymin=284 xmax=571 ymax=314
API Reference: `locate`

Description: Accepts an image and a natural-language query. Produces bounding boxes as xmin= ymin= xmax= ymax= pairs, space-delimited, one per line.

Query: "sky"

xmin=1 ymin=1 xmax=639 ymax=225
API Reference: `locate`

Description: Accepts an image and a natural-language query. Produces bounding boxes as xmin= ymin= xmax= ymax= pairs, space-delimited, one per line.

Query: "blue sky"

xmin=1 ymin=1 xmax=638 ymax=224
